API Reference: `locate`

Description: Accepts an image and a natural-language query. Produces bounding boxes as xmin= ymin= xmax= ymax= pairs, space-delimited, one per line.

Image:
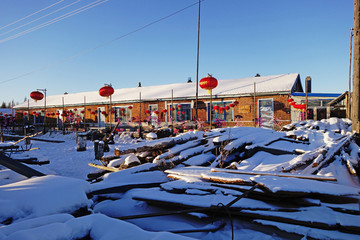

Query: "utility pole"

xmin=352 ymin=0 xmax=360 ymax=133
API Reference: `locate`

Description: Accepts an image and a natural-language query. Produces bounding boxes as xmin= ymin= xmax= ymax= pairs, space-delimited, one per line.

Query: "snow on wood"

xmin=254 ymin=219 xmax=359 ymax=240
xmin=211 ymin=168 xmax=337 ymax=181
xmin=249 ymin=175 xmax=360 ymax=197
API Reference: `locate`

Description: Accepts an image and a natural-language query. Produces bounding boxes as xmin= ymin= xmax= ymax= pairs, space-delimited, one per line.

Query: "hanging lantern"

xmin=213 ymin=105 xmax=219 ymax=113
xmin=30 ymin=91 xmax=44 ymax=102
xmin=287 ymin=98 xmax=294 ymax=103
xmin=46 ymin=113 xmax=50 ymax=117
xmin=32 ymin=111 xmax=36 ymax=115
xmin=170 ymin=107 xmax=175 ymax=111
xmin=81 ymin=110 xmax=85 ymax=114
xmin=219 ymin=107 xmax=225 ymax=113
xmin=99 ymin=85 xmax=114 ymax=98
xmin=225 ymin=106 xmax=230 ymax=111
xmin=51 ymin=112 xmax=55 ymax=116
xmin=177 ymin=104 xmax=182 ymax=110
xmin=145 ymin=109 xmax=151 ymax=114
xmin=290 ymin=101 xmax=296 ymax=106
xmin=128 ymin=106 xmax=133 ymax=110
xmin=154 ymin=110 xmax=159 ymax=115
xmin=229 ymin=103 xmax=235 ymax=108
xmin=111 ymin=110 xmax=115 ymax=114
xmin=61 ymin=113 xmax=64 ymax=117
xmin=74 ymin=108 xmax=77 ymax=111
xmin=56 ymin=112 xmax=60 ymax=116
xmin=101 ymin=111 xmax=107 ymax=115
xmin=91 ymin=111 xmax=96 ymax=115
xmin=182 ymin=111 xmax=185 ymax=115
xmin=23 ymin=112 xmax=27 ymax=116
xmin=233 ymin=100 xmax=239 ymax=106
xmin=177 ymin=111 xmax=181 ymax=115
xmin=120 ymin=108 xmax=125 ymax=112
xmin=200 ymin=75 xmax=218 ymax=94
xmin=162 ymin=109 xmax=168 ymax=113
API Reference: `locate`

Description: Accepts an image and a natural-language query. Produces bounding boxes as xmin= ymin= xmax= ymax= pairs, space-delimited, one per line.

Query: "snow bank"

xmin=0 ymin=175 xmax=92 ymax=223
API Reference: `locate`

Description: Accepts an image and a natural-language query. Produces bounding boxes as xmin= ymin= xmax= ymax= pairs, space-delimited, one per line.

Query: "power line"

xmin=0 ymin=1 xmax=200 ymax=85
xmin=0 ymin=0 xmax=109 ymax=44
xmin=0 ymin=0 xmax=84 ymax=37
xmin=0 ymin=0 xmax=65 ymax=31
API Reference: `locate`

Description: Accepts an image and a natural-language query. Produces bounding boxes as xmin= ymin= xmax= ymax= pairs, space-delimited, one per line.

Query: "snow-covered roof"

xmin=14 ymin=73 xmax=301 ymax=109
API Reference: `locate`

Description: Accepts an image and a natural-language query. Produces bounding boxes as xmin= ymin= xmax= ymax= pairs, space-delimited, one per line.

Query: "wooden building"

xmin=13 ymin=73 xmax=304 ymax=130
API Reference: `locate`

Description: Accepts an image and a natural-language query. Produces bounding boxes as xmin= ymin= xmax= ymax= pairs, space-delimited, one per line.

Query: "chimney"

xmin=305 ymin=76 xmax=311 ymax=93
xmin=138 ymin=82 xmax=141 ymax=87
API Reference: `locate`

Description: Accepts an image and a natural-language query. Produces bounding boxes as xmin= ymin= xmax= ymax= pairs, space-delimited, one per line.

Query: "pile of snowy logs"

xmin=85 ymin=118 xmax=360 ymax=239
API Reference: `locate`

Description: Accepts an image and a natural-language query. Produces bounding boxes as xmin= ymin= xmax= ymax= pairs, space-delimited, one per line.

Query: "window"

xmin=114 ymin=106 xmax=131 ymax=123
xmin=174 ymin=104 xmax=191 ymax=122
xmin=258 ymin=99 xmax=274 ymax=129
xmin=210 ymin=102 xmax=233 ymax=122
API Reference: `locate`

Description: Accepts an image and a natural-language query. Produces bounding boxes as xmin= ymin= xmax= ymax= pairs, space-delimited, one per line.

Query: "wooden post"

xmin=352 ymin=0 xmax=360 ymax=133
xmin=254 ymin=82 xmax=257 ymax=127
xmin=349 ymin=28 xmax=354 ymax=119
xmin=209 ymin=89 xmax=213 ymax=130
xmin=83 ymin=96 xmax=86 ymax=130
xmin=138 ymin=92 xmax=142 ymax=138
xmin=195 ymin=0 xmax=201 ymax=121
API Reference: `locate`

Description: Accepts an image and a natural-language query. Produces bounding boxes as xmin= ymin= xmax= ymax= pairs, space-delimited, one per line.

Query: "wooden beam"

xmin=0 ymin=153 xmax=45 ymax=178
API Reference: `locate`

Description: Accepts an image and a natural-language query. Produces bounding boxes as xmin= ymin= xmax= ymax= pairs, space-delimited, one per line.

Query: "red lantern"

xmin=111 ymin=110 xmax=115 ymax=114
xmin=74 ymin=108 xmax=77 ymax=111
xmin=177 ymin=104 xmax=182 ymax=110
xmin=213 ymin=105 xmax=219 ymax=112
xmin=290 ymin=102 xmax=296 ymax=106
xmin=145 ymin=109 xmax=151 ymax=114
xmin=30 ymin=91 xmax=44 ymax=102
xmin=32 ymin=111 xmax=36 ymax=115
xmin=182 ymin=111 xmax=185 ymax=115
xmin=233 ymin=100 xmax=239 ymax=105
xmin=177 ymin=111 xmax=181 ymax=115
xmin=56 ymin=112 xmax=60 ymax=116
xmin=225 ymin=106 xmax=230 ymax=111
xmin=288 ymin=98 xmax=294 ymax=103
xmin=229 ymin=103 xmax=235 ymax=108
xmin=46 ymin=113 xmax=50 ymax=117
xmin=219 ymin=107 xmax=225 ymax=113
xmin=101 ymin=111 xmax=107 ymax=115
xmin=23 ymin=112 xmax=27 ymax=116
xmin=162 ymin=109 xmax=167 ymax=113
xmin=200 ymin=75 xmax=218 ymax=93
xmin=154 ymin=110 xmax=159 ymax=115
xmin=51 ymin=112 xmax=55 ymax=116
xmin=81 ymin=110 xmax=85 ymax=114
xmin=91 ymin=111 xmax=96 ymax=115
xmin=128 ymin=106 xmax=133 ymax=110
xmin=120 ymin=108 xmax=125 ymax=112
xmin=170 ymin=107 xmax=175 ymax=111
xmin=99 ymin=85 xmax=114 ymax=98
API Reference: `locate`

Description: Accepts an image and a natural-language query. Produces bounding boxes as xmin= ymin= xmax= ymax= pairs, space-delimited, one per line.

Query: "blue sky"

xmin=0 ymin=0 xmax=354 ymax=105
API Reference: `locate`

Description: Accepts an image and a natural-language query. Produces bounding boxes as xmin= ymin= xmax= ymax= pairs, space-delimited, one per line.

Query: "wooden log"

xmin=309 ymin=134 xmax=354 ymax=175
xmin=88 ymin=163 xmax=119 ymax=172
xmin=211 ymin=169 xmax=337 ymax=181
xmin=0 ymin=153 xmax=45 ymax=178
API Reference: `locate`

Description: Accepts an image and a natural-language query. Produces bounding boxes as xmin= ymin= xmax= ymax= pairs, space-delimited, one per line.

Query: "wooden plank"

xmin=0 ymin=153 xmax=45 ymax=178
xmin=88 ymin=163 xmax=119 ymax=172
xmin=211 ymin=169 xmax=337 ymax=181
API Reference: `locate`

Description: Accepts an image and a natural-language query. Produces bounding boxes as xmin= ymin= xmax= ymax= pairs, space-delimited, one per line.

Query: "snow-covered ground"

xmin=0 ymin=118 xmax=359 ymax=239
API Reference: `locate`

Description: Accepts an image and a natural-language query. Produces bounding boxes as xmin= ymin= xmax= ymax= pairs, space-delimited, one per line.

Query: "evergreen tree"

xmin=0 ymin=102 xmax=6 ymax=108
